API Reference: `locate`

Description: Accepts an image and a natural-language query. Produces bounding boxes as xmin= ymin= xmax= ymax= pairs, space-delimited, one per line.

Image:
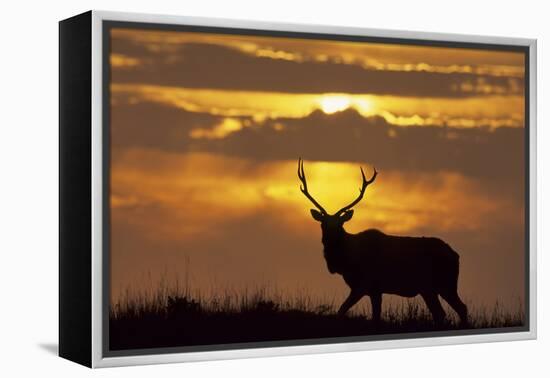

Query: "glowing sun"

xmin=319 ymin=95 xmax=352 ymax=114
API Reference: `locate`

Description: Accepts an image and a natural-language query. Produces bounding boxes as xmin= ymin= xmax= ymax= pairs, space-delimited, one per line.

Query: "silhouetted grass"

xmin=109 ymin=281 xmax=524 ymax=351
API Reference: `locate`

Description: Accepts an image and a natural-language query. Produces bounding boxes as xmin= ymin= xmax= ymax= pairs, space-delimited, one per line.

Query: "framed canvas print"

xmin=59 ymin=10 xmax=537 ymax=368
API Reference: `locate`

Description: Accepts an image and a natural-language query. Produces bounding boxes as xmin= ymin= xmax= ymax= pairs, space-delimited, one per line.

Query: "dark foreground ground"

xmin=109 ymin=295 xmax=524 ymax=351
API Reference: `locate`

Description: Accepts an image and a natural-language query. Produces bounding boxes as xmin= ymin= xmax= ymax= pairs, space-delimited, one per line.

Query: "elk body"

xmin=298 ymin=159 xmax=468 ymax=325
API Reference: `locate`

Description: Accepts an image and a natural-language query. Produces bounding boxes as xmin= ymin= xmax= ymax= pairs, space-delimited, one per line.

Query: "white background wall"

xmin=0 ymin=0 xmax=546 ymax=376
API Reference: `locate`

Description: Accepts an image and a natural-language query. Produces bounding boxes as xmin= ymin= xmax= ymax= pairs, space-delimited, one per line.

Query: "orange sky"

xmin=109 ymin=27 xmax=526 ymax=313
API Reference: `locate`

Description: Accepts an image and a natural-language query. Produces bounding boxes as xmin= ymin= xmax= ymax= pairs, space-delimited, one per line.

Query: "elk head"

xmin=297 ymin=158 xmax=377 ymax=242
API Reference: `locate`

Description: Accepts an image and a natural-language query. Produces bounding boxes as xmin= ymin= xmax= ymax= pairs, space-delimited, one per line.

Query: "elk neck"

xmin=321 ymin=225 xmax=348 ymax=247
xmin=320 ymin=225 xmax=350 ymax=274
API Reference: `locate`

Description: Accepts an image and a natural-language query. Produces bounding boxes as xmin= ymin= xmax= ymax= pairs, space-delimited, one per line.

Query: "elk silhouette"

xmin=298 ymin=158 xmax=468 ymax=325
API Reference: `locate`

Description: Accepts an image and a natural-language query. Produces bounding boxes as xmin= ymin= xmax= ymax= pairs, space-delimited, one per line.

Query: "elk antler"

xmin=298 ymin=158 xmax=327 ymax=215
xmin=335 ymin=166 xmax=377 ymax=216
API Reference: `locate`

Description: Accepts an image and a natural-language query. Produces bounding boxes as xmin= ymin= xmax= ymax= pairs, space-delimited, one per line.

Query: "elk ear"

xmin=340 ymin=210 xmax=354 ymax=222
xmin=310 ymin=209 xmax=324 ymax=222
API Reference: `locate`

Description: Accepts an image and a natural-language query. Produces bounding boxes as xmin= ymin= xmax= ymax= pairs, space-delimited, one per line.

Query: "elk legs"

xmin=369 ymin=292 xmax=382 ymax=323
xmin=337 ymin=290 xmax=363 ymax=316
xmin=421 ymin=292 xmax=446 ymax=324
xmin=440 ymin=290 xmax=469 ymax=326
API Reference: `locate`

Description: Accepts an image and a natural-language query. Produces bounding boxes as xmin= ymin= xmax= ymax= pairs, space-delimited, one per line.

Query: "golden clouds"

xmin=110 ymin=53 xmax=141 ymax=68
xmin=112 ymin=84 xmax=524 ymax=131
xmin=111 ymin=151 xmax=519 ymax=241
xmin=189 ymin=118 xmax=245 ymax=139
xmin=111 ymin=28 xmax=524 ymax=78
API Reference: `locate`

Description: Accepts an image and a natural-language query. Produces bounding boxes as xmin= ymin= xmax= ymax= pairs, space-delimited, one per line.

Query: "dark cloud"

xmin=111 ymin=40 xmax=523 ymax=98
xmin=194 ymin=109 xmax=525 ymax=184
xmin=111 ymin=101 xmax=217 ymax=153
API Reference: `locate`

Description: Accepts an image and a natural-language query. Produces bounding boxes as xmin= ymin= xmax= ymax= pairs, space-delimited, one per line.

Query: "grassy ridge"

xmin=109 ymin=284 xmax=524 ymax=351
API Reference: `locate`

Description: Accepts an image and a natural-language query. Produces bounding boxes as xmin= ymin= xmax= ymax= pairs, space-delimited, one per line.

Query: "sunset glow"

xmin=108 ymin=26 xmax=526 ymax=314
